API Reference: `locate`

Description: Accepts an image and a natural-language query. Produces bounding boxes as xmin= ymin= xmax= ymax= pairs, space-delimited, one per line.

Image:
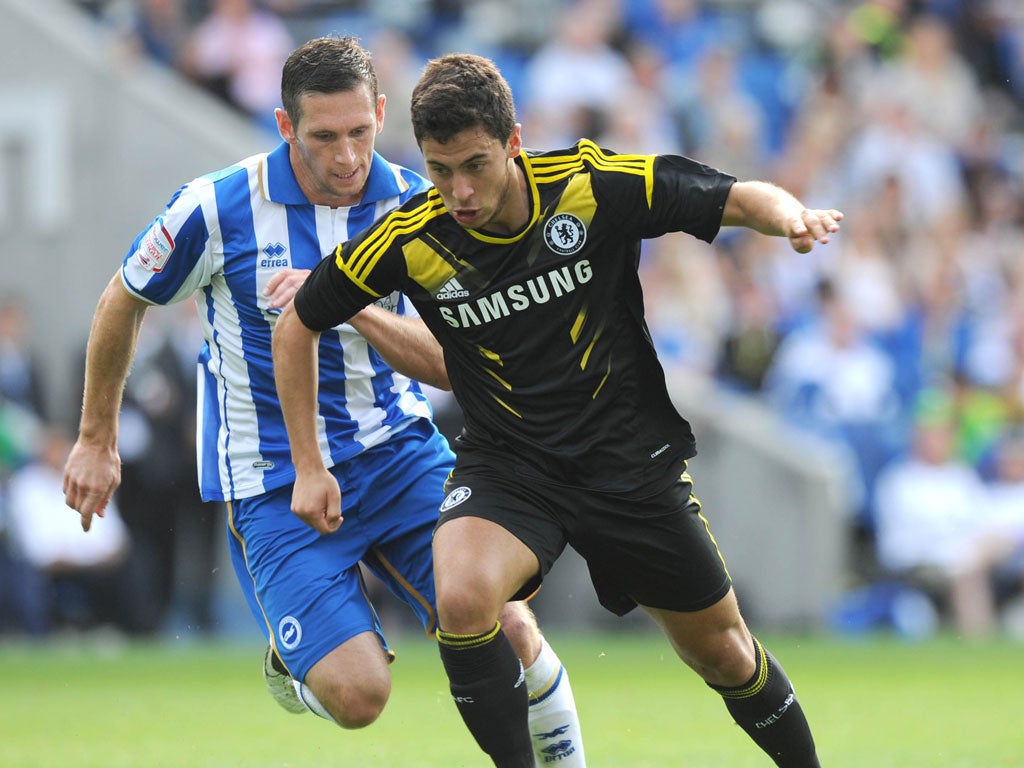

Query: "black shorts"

xmin=437 ymin=460 xmax=732 ymax=616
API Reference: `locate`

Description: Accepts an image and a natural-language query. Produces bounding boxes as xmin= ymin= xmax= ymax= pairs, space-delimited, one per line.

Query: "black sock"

xmin=437 ymin=622 xmax=533 ymax=768
xmin=710 ymin=637 xmax=821 ymax=768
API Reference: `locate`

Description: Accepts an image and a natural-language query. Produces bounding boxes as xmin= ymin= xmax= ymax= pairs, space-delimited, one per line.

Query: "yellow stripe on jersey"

xmin=340 ymin=193 xmax=448 ymax=282
xmin=527 ymin=139 xmax=655 ymax=207
xmin=331 ymin=242 xmax=383 ymax=298
xmin=477 ymin=345 xmax=504 ymax=365
xmin=570 ymin=308 xmax=587 ymax=344
xmin=580 ymin=336 xmax=598 ymax=370
xmin=484 ymin=367 xmax=513 ymax=391
xmin=401 ymin=238 xmax=458 ymax=294
xmin=556 ymin=174 xmax=598 ymax=226
xmin=592 ymin=359 xmax=611 ymax=400
xmin=492 ymin=394 xmax=523 ymax=418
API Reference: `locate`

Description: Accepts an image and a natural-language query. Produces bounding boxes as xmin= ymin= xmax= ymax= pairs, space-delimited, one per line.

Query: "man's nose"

xmin=334 ymin=141 xmax=356 ymax=165
xmin=452 ymin=173 xmax=473 ymax=202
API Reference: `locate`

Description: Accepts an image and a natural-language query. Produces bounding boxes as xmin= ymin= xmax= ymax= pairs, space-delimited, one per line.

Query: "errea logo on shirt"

xmin=136 ymin=217 xmax=174 ymax=272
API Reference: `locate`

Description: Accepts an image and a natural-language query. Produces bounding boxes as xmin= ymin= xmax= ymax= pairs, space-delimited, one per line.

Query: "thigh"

xmin=351 ymin=423 xmax=455 ymax=635
xmin=436 ymin=459 xmax=567 ymax=603
xmin=229 ymin=485 xmax=381 ymax=682
xmin=571 ymin=472 xmax=732 ymax=616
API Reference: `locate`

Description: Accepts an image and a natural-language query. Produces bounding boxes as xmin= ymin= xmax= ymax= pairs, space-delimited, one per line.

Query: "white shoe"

xmin=263 ymin=645 xmax=306 ymax=714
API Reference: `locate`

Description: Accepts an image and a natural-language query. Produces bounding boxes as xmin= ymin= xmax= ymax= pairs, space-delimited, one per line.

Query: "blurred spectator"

xmin=872 ymin=390 xmax=991 ymax=637
xmin=641 ymin=232 xmax=730 ymax=375
xmin=668 ymin=45 xmax=768 ymax=181
xmin=843 ymin=0 xmax=909 ymax=62
xmin=972 ymin=426 xmax=1024 ymax=624
xmin=0 ymin=296 xmax=48 ymax=421
xmin=714 ymin=239 xmax=782 ymax=392
xmin=869 ymin=13 xmax=982 ymax=148
xmin=763 ymin=278 xmax=904 ymax=527
xmin=368 ymin=26 xmax=423 ymax=170
xmin=520 ymin=0 xmax=632 ymax=147
xmin=828 ymin=201 xmax=907 ymax=341
xmin=179 ymin=0 xmax=294 ymax=132
xmin=623 ymin=0 xmax=738 ymax=73
xmin=4 ymin=425 xmax=159 ymax=635
xmin=843 ymin=95 xmax=967 ymax=235
xmin=595 ymin=38 xmax=678 ymax=155
xmin=118 ymin=0 xmax=192 ymax=69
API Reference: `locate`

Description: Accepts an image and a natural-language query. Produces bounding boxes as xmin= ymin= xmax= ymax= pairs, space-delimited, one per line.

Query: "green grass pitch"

xmin=2 ymin=630 xmax=1022 ymax=767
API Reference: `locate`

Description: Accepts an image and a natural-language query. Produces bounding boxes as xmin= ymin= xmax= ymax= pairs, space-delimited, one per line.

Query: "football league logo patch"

xmin=440 ymin=486 xmax=472 ymax=512
xmin=543 ymin=213 xmax=586 ymax=256
xmin=135 ymin=216 xmax=174 ymax=272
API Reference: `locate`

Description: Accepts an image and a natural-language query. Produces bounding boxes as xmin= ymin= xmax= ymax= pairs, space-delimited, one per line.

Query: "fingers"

xmin=294 ymin=506 xmax=343 ymax=535
xmin=790 ymin=209 xmax=843 ymax=253
xmin=264 ymin=268 xmax=311 ymax=309
xmin=322 ymin=506 xmax=343 ymax=534
xmin=291 ymin=475 xmax=344 ymax=534
xmin=63 ymin=473 xmax=112 ymax=533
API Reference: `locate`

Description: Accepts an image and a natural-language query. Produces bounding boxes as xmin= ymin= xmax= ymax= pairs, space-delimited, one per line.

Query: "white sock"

xmin=292 ymin=678 xmax=340 ymax=725
xmin=524 ymin=637 xmax=586 ymax=767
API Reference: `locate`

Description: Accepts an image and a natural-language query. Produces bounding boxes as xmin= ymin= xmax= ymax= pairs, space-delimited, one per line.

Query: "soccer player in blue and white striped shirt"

xmin=63 ymin=36 xmax=585 ymax=765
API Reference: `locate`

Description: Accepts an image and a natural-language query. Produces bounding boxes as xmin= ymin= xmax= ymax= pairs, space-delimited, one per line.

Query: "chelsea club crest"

xmin=544 ymin=213 xmax=586 ymax=256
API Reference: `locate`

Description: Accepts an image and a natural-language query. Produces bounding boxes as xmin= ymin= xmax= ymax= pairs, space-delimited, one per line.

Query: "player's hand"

xmin=264 ymin=268 xmax=312 ymax=310
xmin=290 ymin=466 xmax=343 ymax=534
xmin=62 ymin=439 xmax=121 ymax=532
xmin=786 ymin=208 xmax=843 ymax=254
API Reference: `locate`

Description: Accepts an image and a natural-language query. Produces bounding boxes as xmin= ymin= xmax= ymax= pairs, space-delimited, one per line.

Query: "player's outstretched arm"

xmin=349 ymin=306 xmax=450 ymax=390
xmin=63 ymin=274 xmax=149 ymax=532
xmin=272 ymin=303 xmax=342 ymax=534
xmin=721 ymin=180 xmax=843 ymax=254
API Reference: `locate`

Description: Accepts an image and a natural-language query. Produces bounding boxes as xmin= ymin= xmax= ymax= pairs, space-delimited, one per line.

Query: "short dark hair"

xmin=280 ymin=36 xmax=378 ymax=125
xmin=410 ymin=54 xmax=516 ymax=146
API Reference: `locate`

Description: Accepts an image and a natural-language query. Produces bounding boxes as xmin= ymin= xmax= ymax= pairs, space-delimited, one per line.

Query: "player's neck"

xmin=488 ymin=163 xmax=530 ymax=236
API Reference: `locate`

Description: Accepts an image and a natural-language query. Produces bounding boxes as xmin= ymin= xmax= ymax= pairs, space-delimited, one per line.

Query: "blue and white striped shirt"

xmin=121 ymin=144 xmax=434 ymax=501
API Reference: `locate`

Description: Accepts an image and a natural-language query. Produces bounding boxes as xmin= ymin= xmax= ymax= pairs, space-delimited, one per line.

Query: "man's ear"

xmin=276 ymin=108 xmax=295 ymax=143
xmin=376 ymin=94 xmax=386 ymax=135
xmin=507 ymin=123 xmax=522 ymax=158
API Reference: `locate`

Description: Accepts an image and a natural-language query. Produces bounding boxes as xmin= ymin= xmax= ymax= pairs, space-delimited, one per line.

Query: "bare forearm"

xmin=272 ymin=304 xmax=325 ymax=473
xmin=77 ymin=275 xmax=148 ymax=446
xmin=721 ymin=181 xmax=843 ymax=253
xmin=721 ymin=181 xmax=804 ymax=234
xmin=349 ymin=306 xmax=450 ymax=390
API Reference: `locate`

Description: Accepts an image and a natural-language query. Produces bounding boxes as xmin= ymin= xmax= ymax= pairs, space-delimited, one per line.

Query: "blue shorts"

xmin=227 ymin=419 xmax=454 ymax=681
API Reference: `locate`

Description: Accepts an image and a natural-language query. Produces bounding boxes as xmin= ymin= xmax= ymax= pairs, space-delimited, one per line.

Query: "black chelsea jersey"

xmin=295 ymin=140 xmax=736 ymax=492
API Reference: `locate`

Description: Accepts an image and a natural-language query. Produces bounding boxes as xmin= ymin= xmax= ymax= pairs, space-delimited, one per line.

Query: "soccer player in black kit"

xmin=273 ymin=53 xmax=842 ymax=767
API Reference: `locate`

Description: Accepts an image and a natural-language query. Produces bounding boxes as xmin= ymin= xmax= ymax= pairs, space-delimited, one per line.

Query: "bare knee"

xmin=498 ymin=601 xmax=542 ymax=666
xmin=312 ymin=673 xmax=390 ymax=729
xmin=436 ymin=581 xmax=504 ymax=634
xmin=305 ymin=636 xmax=393 ymax=729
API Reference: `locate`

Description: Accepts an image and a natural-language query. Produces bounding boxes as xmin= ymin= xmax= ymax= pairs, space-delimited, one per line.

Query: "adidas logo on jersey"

xmin=436 ymin=276 xmax=470 ymax=300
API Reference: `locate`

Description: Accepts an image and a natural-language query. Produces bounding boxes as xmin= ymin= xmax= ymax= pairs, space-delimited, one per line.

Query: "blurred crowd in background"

xmin=2 ymin=0 xmax=1023 ymax=641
